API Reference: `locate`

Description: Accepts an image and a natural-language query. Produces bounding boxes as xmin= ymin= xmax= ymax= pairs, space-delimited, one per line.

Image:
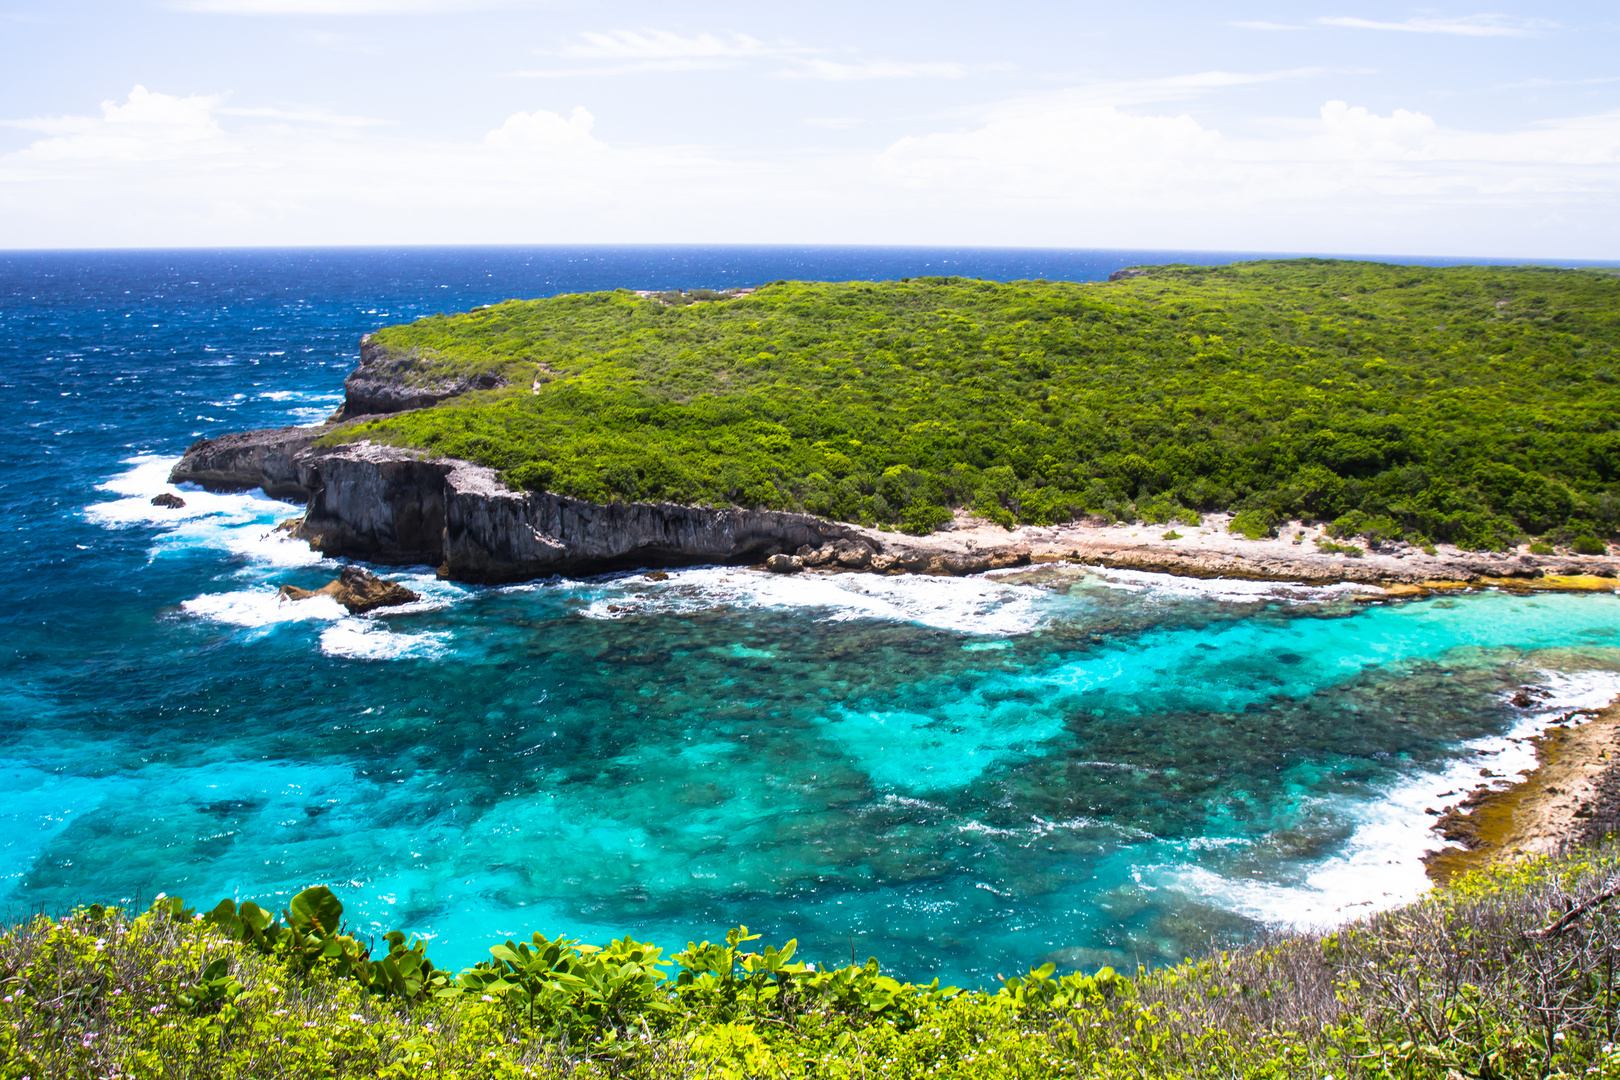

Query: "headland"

xmin=171 ymin=261 xmax=1620 ymax=587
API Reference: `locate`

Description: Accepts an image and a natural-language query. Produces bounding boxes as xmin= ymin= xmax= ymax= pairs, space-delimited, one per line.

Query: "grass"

xmin=9 ymin=842 xmax=1620 ymax=1078
xmin=339 ymin=260 xmax=1620 ymax=549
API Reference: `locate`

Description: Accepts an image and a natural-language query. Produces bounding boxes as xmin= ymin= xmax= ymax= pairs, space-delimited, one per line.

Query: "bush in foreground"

xmin=6 ymin=843 xmax=1620 ymax=1077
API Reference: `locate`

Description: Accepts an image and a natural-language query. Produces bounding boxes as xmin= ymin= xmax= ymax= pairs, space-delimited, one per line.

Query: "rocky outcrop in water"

xmin=278 ymin=565 xmax=419 ymax=614
xmin=150 ymin=492 xmax=186 ymax=509
xmin=340 ymin=335 xmax=506 ymax=418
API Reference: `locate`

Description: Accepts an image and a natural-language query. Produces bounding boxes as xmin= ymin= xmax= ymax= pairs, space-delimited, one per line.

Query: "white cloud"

xmin=5 ymin=80 xmax=1620 ymax=257
xmin=1061 ymin=68 xmax=1328 ymax=108
xmin=174 ymin=0 xmax=523 ymax=12
xmin=6 ymin=85 xmax=227 ymax=164
xmin=1503 ymin=76 xmax=1620 ymax=89
xmin=509 ymin=59 xmax=742 ymax=77
xmin=512 ymin=29 xmax=808 ymax=77
xmin=519 ymin=28 xmax=980 ymax=82
xmin=780 ymin=59 xmax=982 ymax=81
xmin=1317 ymin=14 xmax=1557 ymax=37
xmin=874 ymin=88 xmax=1620 ymax=223
xmin=483 ymin=105 xmax=602 ymax=152
xmin=555 ymin=29 xmax=779 ymax=61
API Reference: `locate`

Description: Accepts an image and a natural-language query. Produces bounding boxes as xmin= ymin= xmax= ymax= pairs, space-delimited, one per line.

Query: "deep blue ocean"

xmin=4 ymin=245 xmax=1619 ymax=986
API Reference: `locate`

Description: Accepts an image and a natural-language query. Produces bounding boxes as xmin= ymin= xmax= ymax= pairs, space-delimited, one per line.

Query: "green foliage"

xmin=1316 ymin=538 xmax=1366 ymax=557
xmin=14 ymin=844 xmax=1620 ymax=1077
xmin=1228 ymin=507 xmax=1277 ymax=539
xmin=336 ymin=262 xmax=1620 ymax=549
xmin=1574 ymin=535 xmax=1609 ymax=555
xmin=203 ymin=886 xmax=452 ymax=1002
xmin=1329 ymin=509 xmax=1403 ymax=546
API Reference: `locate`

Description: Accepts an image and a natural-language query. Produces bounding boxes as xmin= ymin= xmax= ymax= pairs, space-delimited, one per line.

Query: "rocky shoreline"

xmin=1423 ymin=697 xmax=1620 ymax=884
xmin=170 ymin=420 xmax=1620 ymax=588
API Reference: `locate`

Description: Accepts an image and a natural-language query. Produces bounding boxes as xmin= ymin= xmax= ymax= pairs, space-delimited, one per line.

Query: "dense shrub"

xmin=1228 ymin=507 xmax=1276 ymax=539
xmin=11 ymin=844 xmax=1620 ymax=1078
xmin=339 ymin=262 xmax=1620 ymax=549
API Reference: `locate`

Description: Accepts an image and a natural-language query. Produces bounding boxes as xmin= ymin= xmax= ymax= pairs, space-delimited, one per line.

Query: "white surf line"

xmin=572 ymin=564 xmax=1052 ymax=637
xmin=1158 ymin=669 xmax=1620 ymax=931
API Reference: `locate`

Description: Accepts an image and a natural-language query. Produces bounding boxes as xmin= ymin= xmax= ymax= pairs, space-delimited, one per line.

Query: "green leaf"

xmin=287 ymin=885 xmax=343 ymax=935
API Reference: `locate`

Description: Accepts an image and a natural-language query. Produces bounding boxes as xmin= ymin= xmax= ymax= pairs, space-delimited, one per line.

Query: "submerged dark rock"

xmin=278 ymin=565 xmax=418 ymax=614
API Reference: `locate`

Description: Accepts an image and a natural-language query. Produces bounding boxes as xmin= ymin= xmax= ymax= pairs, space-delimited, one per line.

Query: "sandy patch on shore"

xmin=851 ymin=510 xmax=1620 ymax=590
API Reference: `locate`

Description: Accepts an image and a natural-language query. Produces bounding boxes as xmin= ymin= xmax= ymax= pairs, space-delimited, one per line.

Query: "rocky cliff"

xmin=339 ymin=334 xmax=507 ymax=418
xmin=169 ymin=424 xmax=1620 ymax=587
xmin=170 ymin=428 xmax=882 ymax=581
xmin=167 ymin=424 xmax=1043 ymax=581
xmin=170 ymin=425 xmax=325 ymax=501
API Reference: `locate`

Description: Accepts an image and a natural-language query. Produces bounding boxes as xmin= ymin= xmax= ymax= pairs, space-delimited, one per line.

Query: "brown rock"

xmin=150 ymin=492 xmax=186 ymax=509
xmin=279 ymin=565 xmax=419 ymax=614
xmin=765 ymin=553 xmax=804 ymax=574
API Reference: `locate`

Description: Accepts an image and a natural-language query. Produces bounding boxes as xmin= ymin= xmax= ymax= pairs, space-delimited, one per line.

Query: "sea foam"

xmin=85 ymin=455 xmax=318 ymax=567
xmin=1159 ymin=668 xmax=1620 ymax=929
xmin=572 ymin=565 xmax=1049 ymax=636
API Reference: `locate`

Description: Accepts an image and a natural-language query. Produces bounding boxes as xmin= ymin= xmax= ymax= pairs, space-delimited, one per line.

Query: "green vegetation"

xmin=1316 ymin=538 xmax=1366 ymax=557
xmin=1228 ymin=507 xmax=1278 ymax=539
xmin=10 ymin=844 xmax=1620 ymax=1078
xmin=342 ymin=261 xmax=1620 ymax=549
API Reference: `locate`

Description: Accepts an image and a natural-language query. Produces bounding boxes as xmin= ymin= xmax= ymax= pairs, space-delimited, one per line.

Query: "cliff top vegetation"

xmin=341 ymin=260 xmax=1620 ymax=550
xmin=8 ymin=843 xmax=1620 ymax=1078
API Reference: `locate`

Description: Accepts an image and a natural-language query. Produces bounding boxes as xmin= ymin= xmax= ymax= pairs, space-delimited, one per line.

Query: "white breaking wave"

xmin=1028 ymin=563 xmax=1385 ymax=605
xmin=86 ymin=455 xmax=319 ymax=567
xmin=956 ymin=814 xmax=1156 ymax=842
xmin=1157 ymin=668 xmax=1620 ymax=930
xmin=572 ymin=565 xmax=1049 ymax=636
xmin=182 ymin=587 xmax=454 ymax=661
xmin=182 ymin=588 xmax=348 ymax=627
xmin=320 ymin=621 xmax=452 ymax=661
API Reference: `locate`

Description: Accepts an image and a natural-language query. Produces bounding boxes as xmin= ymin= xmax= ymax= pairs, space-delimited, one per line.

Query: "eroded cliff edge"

xmin=170 ymin=422 xmax=1620 ymax=586
xmin=170 ymin=428 xmax=1038 ymax=581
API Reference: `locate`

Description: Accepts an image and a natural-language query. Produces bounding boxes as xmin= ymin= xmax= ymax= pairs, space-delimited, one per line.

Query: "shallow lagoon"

xmin=13 ymin=461 xmax=1620 ymax=984
xmin=4 ymin=247 xmax=1618 ymax=987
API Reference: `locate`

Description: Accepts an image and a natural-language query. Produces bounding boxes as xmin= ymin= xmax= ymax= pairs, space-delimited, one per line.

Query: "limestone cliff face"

xmin=168 ymin=428 xmax=870 ymax=581
xmin=340 ymin=335 xmax=507 ymax=417
xmin=296 ymin=443 xmax=452 ymax=566
xmin=438 ymin=458 xmax=858 ymax=581
xmin=169 ymin=426 xmax=323 ymax=500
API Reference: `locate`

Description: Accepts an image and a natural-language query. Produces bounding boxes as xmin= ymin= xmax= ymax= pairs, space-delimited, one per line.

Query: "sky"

xmin=2 ymin=1 xmax=1618 ymax=256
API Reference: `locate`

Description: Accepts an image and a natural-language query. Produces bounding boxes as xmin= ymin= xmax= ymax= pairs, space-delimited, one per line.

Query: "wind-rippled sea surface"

xmin=4 ymin=246 xmax=1619 ymax=986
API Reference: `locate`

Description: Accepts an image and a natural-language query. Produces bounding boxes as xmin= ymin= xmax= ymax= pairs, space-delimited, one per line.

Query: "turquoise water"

xmin=5 ymin=248 xmax=1619 ymax=987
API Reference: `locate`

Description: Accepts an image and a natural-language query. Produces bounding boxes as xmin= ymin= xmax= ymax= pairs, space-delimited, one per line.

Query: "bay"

xmin=3 ymin=245 xmax=1617 ymax=986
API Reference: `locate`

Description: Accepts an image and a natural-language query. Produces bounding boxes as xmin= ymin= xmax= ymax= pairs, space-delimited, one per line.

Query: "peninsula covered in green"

xmin=347 ymin=260 xmax=1620 ymax=551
